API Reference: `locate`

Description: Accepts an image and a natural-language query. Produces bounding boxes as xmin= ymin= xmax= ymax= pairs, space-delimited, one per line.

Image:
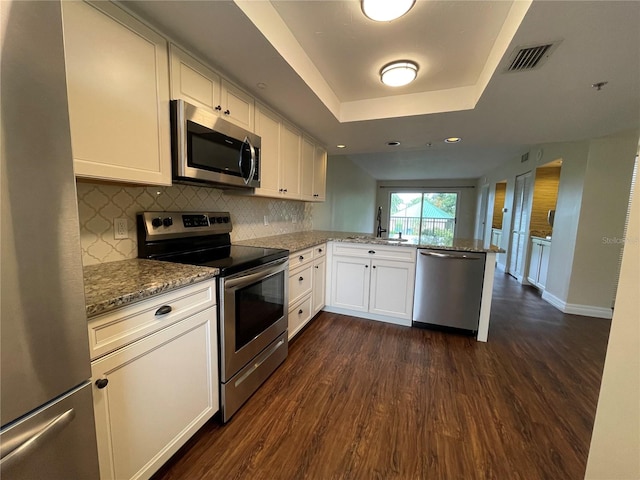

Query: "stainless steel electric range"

xmin=137 ymin=211 xmax=289 ymax=423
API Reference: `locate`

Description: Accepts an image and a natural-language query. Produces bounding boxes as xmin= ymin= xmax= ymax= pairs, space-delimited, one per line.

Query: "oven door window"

xmin=235 ymin=271 xmax=285 ymax=351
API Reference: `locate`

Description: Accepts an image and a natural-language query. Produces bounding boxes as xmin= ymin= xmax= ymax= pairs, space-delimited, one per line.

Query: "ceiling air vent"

xmin=506 ymin=43 xmax=557 ymax=72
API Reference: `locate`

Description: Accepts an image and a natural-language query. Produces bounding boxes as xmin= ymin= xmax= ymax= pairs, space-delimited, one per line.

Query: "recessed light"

xmin=380 ymin=61 xmax=418 ymax=87
xmin=361 ymin=0 xmax=415 ymax=22
xmin=387 ymin=141 xmax=401 ymax=147
xmin=444 ymin=137 xmax=462 ymax=144
xmin=336 ymin=144 xmax=346 ymax=149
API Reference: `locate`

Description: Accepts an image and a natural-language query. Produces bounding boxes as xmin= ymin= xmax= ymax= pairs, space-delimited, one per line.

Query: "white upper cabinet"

xmin=62 ymin=0 xmax=171 ymax=185
xmin=300 ymin=136 xmax=315 ymax=202
xmin=313 ymin=145 xmax=327 ymax=202
xmin=170 ymin=44 xmax=220 ymax=112
xmin=279 ymin=121 xmax=302 ymax=198
xmin=169 ymin=44 xmax=254 ymax=131
xmin=253 ymin=103 xmax=282 ymax=198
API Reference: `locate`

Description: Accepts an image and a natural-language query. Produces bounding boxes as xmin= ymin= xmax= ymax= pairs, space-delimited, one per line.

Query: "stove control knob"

xmin=216 ymin=217 xmax=224 ymax=223
xmin=163 ymin=217 xmax=173 ymax=227
xmin=209 ymin=217 xmax=216 ymax=224
xmin=151 ymin=217 xmax=163 ymax=228
xmin=222 ymin=216 xmax=230 ymax=223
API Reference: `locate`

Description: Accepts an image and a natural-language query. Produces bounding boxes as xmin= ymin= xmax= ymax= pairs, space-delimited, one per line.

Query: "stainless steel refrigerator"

xmin=1 ymin=1 xmax=100 ymax=478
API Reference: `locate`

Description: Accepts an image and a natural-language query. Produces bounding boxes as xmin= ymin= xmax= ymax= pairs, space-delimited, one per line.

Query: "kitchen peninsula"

xmin=237 ymin=231 xmax=502 ymax=342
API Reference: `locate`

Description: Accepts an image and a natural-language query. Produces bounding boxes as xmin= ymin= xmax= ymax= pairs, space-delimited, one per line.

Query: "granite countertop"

xmin=84 ymin=259 xmax=218 ymax=318
xmin=236 ymin=231 xmax=504 ymax=254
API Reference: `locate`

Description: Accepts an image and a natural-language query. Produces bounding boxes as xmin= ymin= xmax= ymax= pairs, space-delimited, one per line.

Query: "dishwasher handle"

xmin=419 ymin=250 xmax=482 ymax=260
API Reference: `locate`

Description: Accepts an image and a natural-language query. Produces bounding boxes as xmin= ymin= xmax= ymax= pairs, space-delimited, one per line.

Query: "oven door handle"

xmin=224 ymin=258 xmax=288 ymax=290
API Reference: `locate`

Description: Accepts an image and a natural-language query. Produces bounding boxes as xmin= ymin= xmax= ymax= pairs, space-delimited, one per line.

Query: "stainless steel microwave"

xmin=171 ymin=99 xmax=260 ymax=189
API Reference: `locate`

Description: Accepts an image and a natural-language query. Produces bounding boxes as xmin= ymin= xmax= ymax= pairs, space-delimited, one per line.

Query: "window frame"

xmin=387 ymin=189 xmax=460 ymax=243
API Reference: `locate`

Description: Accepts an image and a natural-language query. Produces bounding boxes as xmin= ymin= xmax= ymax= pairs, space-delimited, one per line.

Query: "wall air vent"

xmin=506 ymin=42 xmax=558 ymax=72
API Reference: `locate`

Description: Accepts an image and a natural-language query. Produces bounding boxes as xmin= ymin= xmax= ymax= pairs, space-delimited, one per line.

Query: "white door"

xmin=91 ymin=310 xmax=217 ymax=480
xmin=331 ymin=256 xmax=370 ymax=312
xmin=369 ymin=260 xmax=415 ymax=320
xmin=478 ymin=184 xmax=489 ymax=242
xmin=312 ymin=256 xmax=326 ymax=315
xmin=508 ymin=172 xmax=532 ymax=279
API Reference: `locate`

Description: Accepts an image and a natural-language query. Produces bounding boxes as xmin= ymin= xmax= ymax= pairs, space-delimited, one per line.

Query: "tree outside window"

xmin=389 ymin=192 xmax=457 ymax=244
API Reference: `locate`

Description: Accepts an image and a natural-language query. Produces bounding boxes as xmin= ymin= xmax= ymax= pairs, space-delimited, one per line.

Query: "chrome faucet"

xmin=376 ymin=206 xmax=387 ymax=237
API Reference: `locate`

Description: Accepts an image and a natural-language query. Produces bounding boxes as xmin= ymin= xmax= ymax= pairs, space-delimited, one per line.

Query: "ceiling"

xmin=123 ymin=0 xmax=640 ymax=180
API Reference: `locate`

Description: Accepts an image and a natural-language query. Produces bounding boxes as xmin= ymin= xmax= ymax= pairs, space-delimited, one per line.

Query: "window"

xmin=389 ymin=192 xmax=458 ymax=244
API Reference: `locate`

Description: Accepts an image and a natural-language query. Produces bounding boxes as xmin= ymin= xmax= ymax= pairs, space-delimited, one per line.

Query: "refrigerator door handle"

xmin=0 ymin=408 xmax=75 ymax=470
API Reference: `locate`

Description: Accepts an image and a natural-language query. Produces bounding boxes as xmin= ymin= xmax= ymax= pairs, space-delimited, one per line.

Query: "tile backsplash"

xmin=76 ymin=181 xmax=312 ymax=266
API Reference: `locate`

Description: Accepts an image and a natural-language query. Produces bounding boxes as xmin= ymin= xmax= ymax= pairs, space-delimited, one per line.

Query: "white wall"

xmin=566 ymin=130 xmax=638 ymax=310
xmin=585 ymin=140 xmax=640 ymax=478
xmin=313 ymin=155 xmax=377 ymax=233
xmin=478 ymin=130 xmax=638 ymax=315
xmin=375 ymin=179 xmax=477 ymax=239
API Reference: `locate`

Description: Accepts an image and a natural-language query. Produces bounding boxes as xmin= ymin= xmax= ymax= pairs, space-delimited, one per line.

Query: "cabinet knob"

xmin=373 ymin=265 xmax=376 ymax=269
xmin=224 ymin=109 xmax=230 ymax=115
xmin=365 ymin=265 xmax=369 ymax=268
xmin=368 ymin=250 xmax=376 ymax=254
xmin=215 ymin=105 xmax=222 ymax=111
xmin=298 ymin=276 xmax=304 ymax=282
xmin=299 ymin=255 xmax=304 ymax=261
xmin=155 ymin=305 xmax=172 ymax=316
xmin=298 ymin=309 xmax=303 ymax=315
xmin=95 ymin=378 xmax=109 ymax=389
xmin=315 ymin=265 xmax=319 ymax=269
xmin=318 ymin=248 xmax=323 ymax=253
xmin=283 ymin=189 xmax=288 ymax=193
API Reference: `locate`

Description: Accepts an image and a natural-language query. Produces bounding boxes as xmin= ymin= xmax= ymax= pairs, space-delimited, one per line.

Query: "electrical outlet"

xmin=263 ymin=215 xmax=269 ymax=226
xmin=114 ymin=218 xmax=128 ymax=239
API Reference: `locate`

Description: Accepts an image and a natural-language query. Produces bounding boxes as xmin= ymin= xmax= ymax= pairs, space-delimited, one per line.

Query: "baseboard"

xmin=322 ymin=306 xmax=412 ymax=327
xmin=541 ymin=291 xmax=613 ymax=319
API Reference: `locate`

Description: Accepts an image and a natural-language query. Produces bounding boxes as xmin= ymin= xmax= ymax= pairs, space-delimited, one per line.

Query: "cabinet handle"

xmin=95 ymin=378 xmax=109 ymax=389
xmin=368 ymin=250 xmax=376 ymax=254
xmin=224 ymin=109 xmax=230 ymax=115
xmin=155 ymin=305 xmax=172 ymax=316
xmin=298 ymin=276 xmax=304 ymax=281
xmin=215 ymin=105 xmax=222 ymax=111
xmin=298 ymin=309 xmax=303 ymax=315
xmin=283 ymin=189 xmax=288 ymax=193
xmin=299 ymin=255 xmax=304 ymax=261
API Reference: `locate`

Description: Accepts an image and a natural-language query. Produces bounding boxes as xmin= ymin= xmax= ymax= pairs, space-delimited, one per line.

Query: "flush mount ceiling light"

xmin=444 ymin=137 xmax=462 ymax=144
xmin=380 ymin=61 xmax=418 ymax=87
xmin=336 ymin=144 xmax=346 ymax=149
xmin=361 ymin=0 xmax=415 ymax=22
xmin=386 ymin=141 xmax=401 ymax=146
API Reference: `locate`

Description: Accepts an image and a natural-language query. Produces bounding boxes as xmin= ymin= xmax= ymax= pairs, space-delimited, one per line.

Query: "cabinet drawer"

xmin=289 ymin=247 xmax=314 ymax=268
xmin=332 ymin=243 xmax=416 ymax=262
xmin=312 ymin=243 xmax=327 ymax=259
xmin=289 ymin=263 xmax=313 ymax=306
xmin=288 ymin=294 xmax=313 ymax=340
xmin=88 ymin=280 xmax=216 ymax=360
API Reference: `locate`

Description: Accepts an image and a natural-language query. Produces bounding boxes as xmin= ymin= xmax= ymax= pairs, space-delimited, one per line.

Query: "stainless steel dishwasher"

xmin=412 ymin=249 xmax=486 ymax=333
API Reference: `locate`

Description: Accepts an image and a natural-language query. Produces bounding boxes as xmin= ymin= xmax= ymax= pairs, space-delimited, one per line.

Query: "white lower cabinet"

xmin=287 ymin=244 xmax=326 ymax=339
xmin=312 ymin=253 xmax=326 ymax=315
xmin=527 ymin=237 xmax=551 ymax=290
xmin=327 ymin=243 xmax=416 ymax=325
xmin=88 ymin=280 xmax=218 ymax=480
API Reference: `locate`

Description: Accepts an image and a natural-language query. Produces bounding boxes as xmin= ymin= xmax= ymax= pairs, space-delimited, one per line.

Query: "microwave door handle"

xmin=240 ymin=137 xmax=256 ymax=185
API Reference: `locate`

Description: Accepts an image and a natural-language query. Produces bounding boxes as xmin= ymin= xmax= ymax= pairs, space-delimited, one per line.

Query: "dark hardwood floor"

xmin=152 ymin=273 xmax=611 ymax=480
